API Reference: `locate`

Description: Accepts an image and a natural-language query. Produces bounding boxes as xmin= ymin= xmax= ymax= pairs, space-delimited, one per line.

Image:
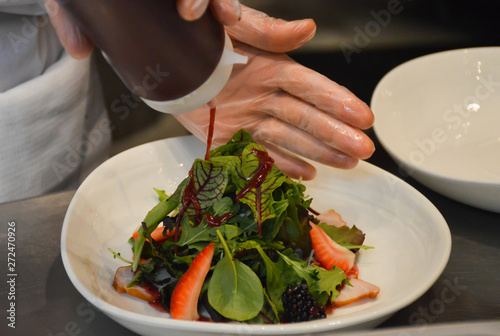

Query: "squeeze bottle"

xmin=55 ymin=0 xmax=247 ymax=114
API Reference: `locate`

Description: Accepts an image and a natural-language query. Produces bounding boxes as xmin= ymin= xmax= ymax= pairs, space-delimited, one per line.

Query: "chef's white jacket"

xmin=0 ymin=0 xmax=110 ymax=203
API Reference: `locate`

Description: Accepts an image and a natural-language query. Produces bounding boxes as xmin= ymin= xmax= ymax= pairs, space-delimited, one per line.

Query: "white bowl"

xmin=371 ymin=47 xmax=500 ymax=213
xmin=61 ymin=136 xmax=451 ymax=336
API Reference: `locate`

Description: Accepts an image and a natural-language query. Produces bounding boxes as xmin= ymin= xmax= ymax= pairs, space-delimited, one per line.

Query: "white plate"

xmin=371 ymin=47 xmax=500 ymax=213
xmin=61 ymin=136 xmax=451 ymax=336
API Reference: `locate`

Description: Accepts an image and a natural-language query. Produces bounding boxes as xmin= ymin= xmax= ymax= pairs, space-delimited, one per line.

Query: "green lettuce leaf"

xmin=309 ymin=265 xmax=348 ymax=304
xmin=209 ymin=129 xmax=256 ymax=157
xmin=318 ymin=223 xmax=366 ymax=251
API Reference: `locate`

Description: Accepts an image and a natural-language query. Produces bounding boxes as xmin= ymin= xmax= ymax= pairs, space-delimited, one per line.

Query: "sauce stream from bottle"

xmin=205 ymin=107 xmax=216 ymax=160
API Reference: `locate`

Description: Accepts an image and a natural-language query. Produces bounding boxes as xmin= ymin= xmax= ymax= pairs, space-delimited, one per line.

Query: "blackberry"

xmin=282 ymin=282 xmax=327 ymax=323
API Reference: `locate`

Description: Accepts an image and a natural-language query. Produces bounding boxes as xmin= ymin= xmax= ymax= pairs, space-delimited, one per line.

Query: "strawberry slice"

xmin=170 ymin=243 xmax=215 ymax=320
xmin=132 ymin=225 xmax=178 ymax=243
xmin=310 ymin=222 xmax=355 ymax=272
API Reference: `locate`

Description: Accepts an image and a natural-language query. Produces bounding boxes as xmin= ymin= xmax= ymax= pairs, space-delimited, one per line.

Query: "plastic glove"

xmin=43 ymin=0 xmax=241 ymax=59
xmin=177 ymin=0 xmax=241 ymax=25
xmin=175 ymin=5 xmax=375 ymax=180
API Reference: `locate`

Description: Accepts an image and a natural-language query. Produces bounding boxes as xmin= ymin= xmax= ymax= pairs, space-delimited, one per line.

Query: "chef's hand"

xmin=43 ymin=0 xmax=241 ymax=59
xmin=174 ymin=5 xmax=375 ymax=180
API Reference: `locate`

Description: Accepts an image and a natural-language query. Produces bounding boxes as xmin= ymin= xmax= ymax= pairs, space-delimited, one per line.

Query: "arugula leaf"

xmin=341 ymin=243 xmax=374 ymax=250
xmin=177 ymin=216 xmax=217 ymax=247
xmin=277 ymin=250 xmax=316 ymax=287
xmin=211 ymin=196 xmax=233 ymax=216
xmin=208 ymin=230 xmax=264 ymax=321
xmin=262 ymin=199 xmax=288 ymax=241
xmin=255 ymin=245 xmax=298 ymax=312
xmin=263 ymin=290 xmax=280 ymax=323
xmin=228 ymin=207 xmax=257 ymax=235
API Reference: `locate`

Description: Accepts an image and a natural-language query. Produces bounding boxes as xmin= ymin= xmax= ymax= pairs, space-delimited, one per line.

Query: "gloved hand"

xmin=43 ymin=0 xmax=241 ymax=59
xmin=175 ymin=5 xmax=375 ymax=180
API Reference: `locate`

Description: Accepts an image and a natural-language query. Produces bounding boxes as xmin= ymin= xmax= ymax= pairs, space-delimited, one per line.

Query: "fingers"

xmin=176 ymin=0 xmax=209 ymax=21
xmin=277 ymin=61 xmax=375 ymax=130
xmin=258 ymin=141 xmax=317 ymax=181
xmin=266 ymin=92 xmax=375 ymax=160
xmin=226 ymin=5 xmax=316 ymax=53
xmin=177 ymin=0 xmax=241 ymax=25
xmin=44 ymin=0 xmax=93 ymax=59
xmin=210 ymin=0 xmax=241 ymax=26
xmin=254 ymin=117 xmax=361 ymax=169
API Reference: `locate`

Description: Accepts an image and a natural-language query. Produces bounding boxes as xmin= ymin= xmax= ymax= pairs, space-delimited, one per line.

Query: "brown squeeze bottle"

xmin=55 ymin=0 xmax=246 ymax=114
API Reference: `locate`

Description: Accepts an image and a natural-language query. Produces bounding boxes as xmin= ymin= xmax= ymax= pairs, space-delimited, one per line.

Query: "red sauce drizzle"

xmin=183 ymin=169 xmax=202 ymax=222
xmin=205 ymin=107 xmax=216 ymax=161
xmin=174 ymin=169 xmax=203 ymax=253
xmin=235 ymin=149 xmax=274 ymax=201
xmin=204 ymin=212 xmax=234 ymax=227
xmin=149 ymin=300 xmax=168 ymax=313
xmin=173 ymin=106 xmax=218 ymax=250
xmin=235 ymin=149 xmax=274 ymax=236
xmin=197 ymin=316 xmax=211 ymax=322
xmin=344 ymin=263 xmax=359 ymax=278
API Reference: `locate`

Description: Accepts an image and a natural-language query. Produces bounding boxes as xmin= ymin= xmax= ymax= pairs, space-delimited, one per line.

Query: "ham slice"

xmin=334 ymin=278 xmax=380 ymax=307
xmin=317 ymin=209 xmax=347 ymax=228
xmin=113 ymin=266 xmax=160 ymax=302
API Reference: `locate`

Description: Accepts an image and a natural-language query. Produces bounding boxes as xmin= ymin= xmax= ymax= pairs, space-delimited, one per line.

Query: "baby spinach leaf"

xmin=208 ymin=231 xmax=264 ymax=321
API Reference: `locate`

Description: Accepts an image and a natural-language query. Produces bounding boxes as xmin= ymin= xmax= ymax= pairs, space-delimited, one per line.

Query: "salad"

xmin=111 ymin=129 xmax=379 ymax=324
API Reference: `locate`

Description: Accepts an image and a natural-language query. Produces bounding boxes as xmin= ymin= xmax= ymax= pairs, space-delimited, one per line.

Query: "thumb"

xmin=226 ymin=5 xmax=316 ymax=53
xmin=44 ymin=0 xmax=93 ymax=59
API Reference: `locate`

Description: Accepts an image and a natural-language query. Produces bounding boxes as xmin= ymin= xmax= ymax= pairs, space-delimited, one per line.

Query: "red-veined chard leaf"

xmin=231 ymin=143 xmax=287 ymax=230
xmin=180 ymin=159 xmax=229 ymax=220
